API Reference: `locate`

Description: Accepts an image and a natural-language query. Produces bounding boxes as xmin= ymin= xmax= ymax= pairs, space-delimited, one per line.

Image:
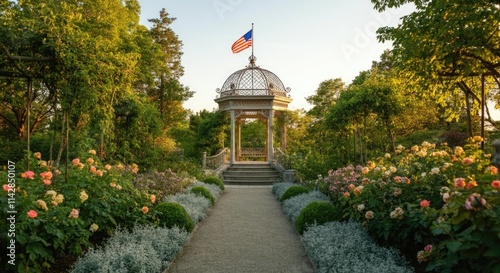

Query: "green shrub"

xmin=280 ymin=185 xmax=309 ymax=202
xmin=155 ymin=202 xmax=194 ymax=232
xmin=201 ymin=176 xmax=225 ymax=190
xmin=295 ymin=201 xmax=340 ymax=234
xmin=190 ymin=186 xmax=215 ymax=205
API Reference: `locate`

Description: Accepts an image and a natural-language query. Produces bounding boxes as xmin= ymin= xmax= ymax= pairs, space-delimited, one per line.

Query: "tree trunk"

xmin=464 ymin=91 xmax=473 ymax=137
xmin=55 ymin=112 xmax=66 ymax=168
xmin=385 ymin=118 xmax=396 ymax=153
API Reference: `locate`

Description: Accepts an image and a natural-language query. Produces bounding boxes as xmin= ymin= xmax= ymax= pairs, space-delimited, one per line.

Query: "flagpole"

xmin=251 ymin=23 xmax=254 ymax=58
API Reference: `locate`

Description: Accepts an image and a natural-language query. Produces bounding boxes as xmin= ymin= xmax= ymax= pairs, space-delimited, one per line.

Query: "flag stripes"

xmin=231 ymin=29 xmax=252 ymax=54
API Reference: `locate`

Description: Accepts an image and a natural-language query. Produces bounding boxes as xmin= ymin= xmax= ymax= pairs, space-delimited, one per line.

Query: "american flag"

xmin=231 ymin=29 xmax=252 ymax=54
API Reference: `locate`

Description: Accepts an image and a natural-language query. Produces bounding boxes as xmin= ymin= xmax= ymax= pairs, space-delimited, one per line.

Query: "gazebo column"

xmin=236 ymin=119 xmax=242 ymax=161
xmin=230 ymin=109 xmax=235 ymax=164
xmin=268 ymin=110 xmax=274 ymax=164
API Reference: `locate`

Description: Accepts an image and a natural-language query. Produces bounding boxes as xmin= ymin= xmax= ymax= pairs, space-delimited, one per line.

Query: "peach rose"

xmin=141 ymin=206 xmax=149 ymax=214
xmin=72 ymin=158 xmax=80 ymax=166
xmin=454 ymin=177 xmax=466 ymax=188
xmin=27 ymin=210 xmax=38 ymax=218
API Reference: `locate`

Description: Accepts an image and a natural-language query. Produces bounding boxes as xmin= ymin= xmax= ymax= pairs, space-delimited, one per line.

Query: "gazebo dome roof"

xmin=216 ymin=55 xmax=291 ymax=98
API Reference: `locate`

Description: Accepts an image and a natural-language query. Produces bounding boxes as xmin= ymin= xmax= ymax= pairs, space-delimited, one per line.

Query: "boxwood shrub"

xmin=272 ymin=182 xmax=295 ymax=200
xmin=156 ymin=202 xmax=194 ymax=232
xmin=279 ymin=185 xmax=310 ymax=202
xmin=282 ymin=191 xmax=331 ymax=223
xmin=201 ymin=176 xmax=225 ymax=190
xmin=191 ymin=186 xmax=215 ymax=205
xmin=295 ymin=201 xmax=340 ymax=234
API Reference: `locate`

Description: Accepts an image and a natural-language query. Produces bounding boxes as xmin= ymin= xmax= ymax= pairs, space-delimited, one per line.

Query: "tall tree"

xmin=372 ymin=0 xmax=500 ymax=131
xmin=147 ymin=9 xmax=193 ymax=130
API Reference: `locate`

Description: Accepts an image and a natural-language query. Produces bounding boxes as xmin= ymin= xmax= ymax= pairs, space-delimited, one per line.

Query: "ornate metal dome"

xmin=216 ymin=55 xmax=291 ymax=98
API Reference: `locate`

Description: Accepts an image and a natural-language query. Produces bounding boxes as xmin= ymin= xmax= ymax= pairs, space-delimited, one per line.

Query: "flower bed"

xmin=321 ymin=137 xmax=500 ymax=272
xmin=0 ymin=151 xmax=218 ymax=272
xmin=71 ymin=181 xmax=222 ymax=273
xmin=273 ymin=182 xmax=413 ymax=272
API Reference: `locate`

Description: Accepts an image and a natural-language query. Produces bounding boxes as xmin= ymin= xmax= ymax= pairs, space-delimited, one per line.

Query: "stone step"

xmin=222 ymin=163 xmax=281 ymax=185
xmin=223 ymin=170 xmax=279 ymax=176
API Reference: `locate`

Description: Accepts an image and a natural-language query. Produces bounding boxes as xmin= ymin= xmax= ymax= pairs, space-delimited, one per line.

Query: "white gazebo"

xmin=215 ymin=55 xmax=292 ymax=165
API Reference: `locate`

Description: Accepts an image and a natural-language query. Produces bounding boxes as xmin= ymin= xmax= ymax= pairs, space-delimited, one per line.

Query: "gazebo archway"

xmin=215 ymin=55 xmax=292 ymax=164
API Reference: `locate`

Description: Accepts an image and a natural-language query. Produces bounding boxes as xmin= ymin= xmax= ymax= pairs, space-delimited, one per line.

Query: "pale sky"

xmin=137 ymin=1 xmax=414 ymax=113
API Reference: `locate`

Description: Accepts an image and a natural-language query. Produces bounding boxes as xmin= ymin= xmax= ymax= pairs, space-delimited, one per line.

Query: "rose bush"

xmin=321 ymin=137 xmax=500 ymax=272
xmin=0 ymin=150 xmax=194 ymax=272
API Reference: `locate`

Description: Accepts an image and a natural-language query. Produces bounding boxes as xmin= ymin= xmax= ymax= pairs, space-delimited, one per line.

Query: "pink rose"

xmin=3 ymin=184 xmax=10 ymax=191
xmin=69 ymin=209 xmax=79 ymax=219
xmin=424 ymin=244 xmax=433 ymax=252
xmin=22 ymin=171 xmax=35 ymax=179
xmin=43 ymin=179 xmax=52 ymax=186
xmin=492 ymin=180 xmax=500 ymax=189
xmin=462 ymin=157 xmax=473 ymax=165
xmin=27 ymin=210 xmax=38 ymax=218
xmin=420 ymin=200 xmax=430 ymax=208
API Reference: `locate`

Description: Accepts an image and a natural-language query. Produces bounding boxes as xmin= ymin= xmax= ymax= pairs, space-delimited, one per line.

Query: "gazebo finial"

xmin=248 ymin=55 xmax=257 ymax=67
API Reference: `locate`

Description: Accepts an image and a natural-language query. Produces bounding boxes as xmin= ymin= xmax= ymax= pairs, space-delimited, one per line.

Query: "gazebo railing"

xmin=274 ymin=148 xmax=292 ymax=170
xmin=203 ymin=148 xmax=230 ymax=171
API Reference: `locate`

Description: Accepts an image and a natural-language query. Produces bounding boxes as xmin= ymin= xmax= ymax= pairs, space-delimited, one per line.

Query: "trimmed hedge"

xmin=280 ymin=185 xmax=309 ymax=202
xmin=272 ymin=182 xmax=295 ymax=200
xmin=295 ymin=201 xmax=340 ymax=234
xmin=191 ymin=186 xmax=215 ymax=205
xmin=202 ymin=176 xmax=225 ymax=190
xmin=156 ymin=202 xmax=194 ymax=232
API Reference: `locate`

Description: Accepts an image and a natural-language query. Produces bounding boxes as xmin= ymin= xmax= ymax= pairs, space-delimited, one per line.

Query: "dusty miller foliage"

xmin=163 ymin=192 xmax=212 ymax=224
xmin=282 ymin=191 xmax=331 ymax=223
xmin=301 ymin=221 xmax=414 ymax=273
xmin=71 ymin=225 xmax=189 ymax=273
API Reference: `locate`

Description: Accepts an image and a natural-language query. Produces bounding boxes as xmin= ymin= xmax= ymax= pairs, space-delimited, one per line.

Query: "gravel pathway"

xmin=166 ymin=185 xmax=315 ymax=273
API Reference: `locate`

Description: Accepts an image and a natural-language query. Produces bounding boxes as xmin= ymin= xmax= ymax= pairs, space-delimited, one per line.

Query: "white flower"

xmin=357 ymin=204 xmax=365 ymax=211
xmin=431 ymin=167 xmax=440 ymax=175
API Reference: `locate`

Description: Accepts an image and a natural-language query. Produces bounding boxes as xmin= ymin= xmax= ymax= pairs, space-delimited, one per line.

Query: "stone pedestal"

xmin=282 ymin=169 xmax=296 ymax=183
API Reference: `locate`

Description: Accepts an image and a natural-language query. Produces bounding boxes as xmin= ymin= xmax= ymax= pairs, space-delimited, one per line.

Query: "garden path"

xmin=166 ymin=185 xmax=315 ymax=273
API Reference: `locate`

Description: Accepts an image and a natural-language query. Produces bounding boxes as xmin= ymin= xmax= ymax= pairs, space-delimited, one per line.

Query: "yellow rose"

xmin=36 ymin=200 xmax=48 ymax=211
xmin=89 ymin=223 xmax=99 ymax=232
xmin=55 ymin=194 xmax=64 ymax=204
xmin=80 ymin=190 xmax=89 ymax=203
